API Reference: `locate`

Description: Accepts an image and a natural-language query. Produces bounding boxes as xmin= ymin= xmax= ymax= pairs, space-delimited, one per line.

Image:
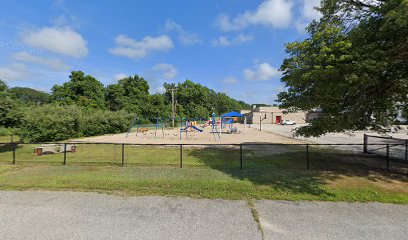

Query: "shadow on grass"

xmin=0 ymin=143 xmax=13 ymax=154
xmin=186 ymin=142 xmax=408 ymax=197
xmin=2 ymin=142 xmax=407 ymax=198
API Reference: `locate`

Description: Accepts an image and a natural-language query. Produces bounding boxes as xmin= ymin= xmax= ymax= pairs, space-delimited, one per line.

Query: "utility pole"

xmin=171 ymin=88 xmax=175 ymax=128
xmin=167 ymin=86 xmax=177 ymax=128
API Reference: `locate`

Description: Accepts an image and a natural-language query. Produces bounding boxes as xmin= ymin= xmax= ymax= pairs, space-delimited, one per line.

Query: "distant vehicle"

xmin=281 ymin=120 xmax=296 ymax=125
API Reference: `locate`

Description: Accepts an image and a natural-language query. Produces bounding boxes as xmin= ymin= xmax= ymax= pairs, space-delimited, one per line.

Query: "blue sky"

xmin=0 ymin=0 xmax=320 ymax=104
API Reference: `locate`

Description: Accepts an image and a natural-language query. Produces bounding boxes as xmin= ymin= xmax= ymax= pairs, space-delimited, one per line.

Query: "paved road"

xmin=251 ymin=124 xmax=408 ymax=159
xmin=0 ymin=191 xmax=261 ymax=240
xmin=256 ymin=200 xmax=408 ymax=240
xmin=1 ymin=191 xmax=407 ymax=240
xmin=251 ymin=124 xmax=408 ymax=144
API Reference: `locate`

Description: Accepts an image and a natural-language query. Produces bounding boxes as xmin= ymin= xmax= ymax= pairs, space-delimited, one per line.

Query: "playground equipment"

xmin=210 ymin=113 xmax=221 ymax=141
xmin=179 ymin=118 xmax=204 ymax=140
xmin=125 ymin=115 xmax=227 ymax=142
xmin=126 ymin=116 xmax=165 ymax=139
xmin=220 ymin=111 xmax=246 ymax=134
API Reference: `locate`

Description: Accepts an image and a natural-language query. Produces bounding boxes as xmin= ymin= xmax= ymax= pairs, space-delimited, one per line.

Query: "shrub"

xmin=21 ymin=105 xmax=132 ymax=142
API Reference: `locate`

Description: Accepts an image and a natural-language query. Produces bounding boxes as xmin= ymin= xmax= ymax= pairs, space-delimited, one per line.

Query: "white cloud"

xmin=114 ymin=73 xmax=128 ymax=81
xmin=164 ymin=20 xmax=202 ymax=46
xmin=12 ymin=51 xmax=68 ymax=70
xmin=212 ymin=34 xmax=254 ymax=47
xmin=221 ymin=77 xmax=239 ymax=84
xmin=296 ymin=0 xmax=322 ymax=33
xmin=109 ymin=35 xmax=174 ymax=59
xmin=22 ymin=26 xmax=88 ymax=58
xmin=244 ymin=63 xmax=280 ymax=81
xmin=217 ymin=0 xmax=293 ymax=31
xmin=0 ymin=63 xmax=29 ymax=81
xmin=302 ymin=0 xmax=321 ymax=20
xmin=152 ymin=63 xmax=178 ymax=79
xmin=155 ymin=85 xmax=166 ymax=93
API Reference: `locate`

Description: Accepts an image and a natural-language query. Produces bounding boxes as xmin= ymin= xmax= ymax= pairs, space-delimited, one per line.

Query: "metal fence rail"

xmin=364 ymin=134 xmax=408 ymax=161
xmin=0 ymin=142 xmax=407 ymax=174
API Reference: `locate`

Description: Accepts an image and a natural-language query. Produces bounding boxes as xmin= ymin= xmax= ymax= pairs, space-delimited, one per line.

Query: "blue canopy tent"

xmin=221 ymin=111 xmax=245 ymax=117
xmin=221 ymin=111 xmax=246 ymax=129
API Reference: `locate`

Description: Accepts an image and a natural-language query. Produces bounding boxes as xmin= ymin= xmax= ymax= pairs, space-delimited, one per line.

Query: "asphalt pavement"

xmin=256 ymin=200 xmax=408 ymax=240
xmin=0 ymin=191 xmax=261 ymax=240
xmin=1 ymin=191 xmax=407 ymax=240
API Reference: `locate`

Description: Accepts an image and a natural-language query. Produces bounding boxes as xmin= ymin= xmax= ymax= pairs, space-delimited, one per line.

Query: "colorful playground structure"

xmin=125 ymin=111 xmax=246 ymax=141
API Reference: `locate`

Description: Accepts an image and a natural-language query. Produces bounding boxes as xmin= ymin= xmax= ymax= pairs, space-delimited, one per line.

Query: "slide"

xmin=191 ymin=126 xmax=203 ymax=132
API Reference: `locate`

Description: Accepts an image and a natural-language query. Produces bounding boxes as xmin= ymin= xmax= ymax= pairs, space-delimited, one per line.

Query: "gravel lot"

xmin=1 ymin=191 xmax=407 ymax=240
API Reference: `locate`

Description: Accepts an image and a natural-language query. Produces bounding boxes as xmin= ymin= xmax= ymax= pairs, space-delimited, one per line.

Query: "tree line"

xmin=0 ymin=72 xmax=250 ymax=142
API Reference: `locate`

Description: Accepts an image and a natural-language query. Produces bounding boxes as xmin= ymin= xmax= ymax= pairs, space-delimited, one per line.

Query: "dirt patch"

xmin=327 ymin=174 xmax=408 ymax=193
xmin=72 ymin=124 xmax=306 ymax=145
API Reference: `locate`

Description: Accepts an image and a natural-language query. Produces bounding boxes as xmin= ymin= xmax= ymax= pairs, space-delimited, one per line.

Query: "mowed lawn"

xmin=0 ymin=144 xmax=407 ymax=203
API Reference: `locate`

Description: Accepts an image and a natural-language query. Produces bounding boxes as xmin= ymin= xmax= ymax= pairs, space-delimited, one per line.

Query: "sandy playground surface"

xmin=72 ymin=124 xmax=303 ymax=144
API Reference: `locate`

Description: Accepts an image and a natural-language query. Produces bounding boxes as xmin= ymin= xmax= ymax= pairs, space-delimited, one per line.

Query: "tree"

xmin=105 ymin=84 xmax=126 ymax=111
xmin=0 ymin=79 xmax=7 ymax=92
xmin=52 ymin=71 xmax=106 ymax=109
xmin=105 ymin=75 xmax=151 ymax=115
xmin=8 ymin=87 xmax=51 ymax=105
xmin=278 ymin=0 xmax=408 ymax=136
xmin=0 ymin=92 xmax=23 ymax=128
xmin=163 ymin=80 xmax=250 ymax=118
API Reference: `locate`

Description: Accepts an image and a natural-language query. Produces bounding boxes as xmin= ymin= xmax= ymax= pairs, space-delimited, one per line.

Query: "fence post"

xmin=386 ymin=144 xmax=390 ymax=171
xmin=63 ymin=143 xmax=67 ymax=165
xmin=306 ymin=144 xmax=309 ymax=170
xmin=240 ymin=144 xmax=243 ymax=170
xmin=12 ymin=143 xmax=16 ymax=165
xmin=121 ymin=144 xmax=125 ymax=166
xmin=363 ymin=134 xmax=368 ymax=153
xmin=405 ymin=140 xmax=407 ymax=162
xmin=180 ymin=144 xmax=183 ymax=168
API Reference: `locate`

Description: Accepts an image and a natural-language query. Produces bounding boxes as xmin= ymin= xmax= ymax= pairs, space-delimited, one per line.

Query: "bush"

xmin=80 ymin=109 xmax=132 ymax=136
xmin=21 ymin=105 xmax=132 ymax=142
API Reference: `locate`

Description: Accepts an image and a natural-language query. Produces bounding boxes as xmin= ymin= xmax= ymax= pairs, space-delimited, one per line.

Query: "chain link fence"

xmin=364 ymin=134 xmax=408 ymax=162
xmin=1 ymin=142 xmax=407 ymax=174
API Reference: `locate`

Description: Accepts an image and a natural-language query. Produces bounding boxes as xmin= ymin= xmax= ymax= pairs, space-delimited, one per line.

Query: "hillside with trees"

xmin=0 ymin=72 xmax=250 ymax=142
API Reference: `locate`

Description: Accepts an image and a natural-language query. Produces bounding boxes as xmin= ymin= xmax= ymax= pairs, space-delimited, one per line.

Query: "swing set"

xmin=126 ymin=116 xmax=165 ymax=139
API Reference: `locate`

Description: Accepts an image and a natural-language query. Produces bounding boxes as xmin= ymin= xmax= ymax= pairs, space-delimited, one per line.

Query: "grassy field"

xmin=0 ymin=143 xmax=407 ymax=203
xmin=0 ymin=135 xmax=19 ymax=143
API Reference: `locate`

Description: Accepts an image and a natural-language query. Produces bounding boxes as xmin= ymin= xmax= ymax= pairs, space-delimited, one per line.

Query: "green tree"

xmin=0 ymin=79 xmax=7 ymax=92
xmin=105 ymin=83 xmax=126 ymax=111
xmin=8 ymin=87 xmax=51 ymax=105
xmin=0 ymin=92 xmax=23 ymax=128
xmin=278 ymin=0 xmax=408 ymax=136
xmin=105 ymin=75 xmax=151 ymax=115
xmin=52 ymin=71 xmax=106 ymax=109
xmin=163 ymin=80 xmax=249 ymax=117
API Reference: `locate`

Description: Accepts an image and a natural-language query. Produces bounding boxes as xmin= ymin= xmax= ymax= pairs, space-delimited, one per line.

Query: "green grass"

xmin=0 ymin=135 xmax=19 ymax=143
xmin=0 ymin=144 xmax=407 ymax=203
